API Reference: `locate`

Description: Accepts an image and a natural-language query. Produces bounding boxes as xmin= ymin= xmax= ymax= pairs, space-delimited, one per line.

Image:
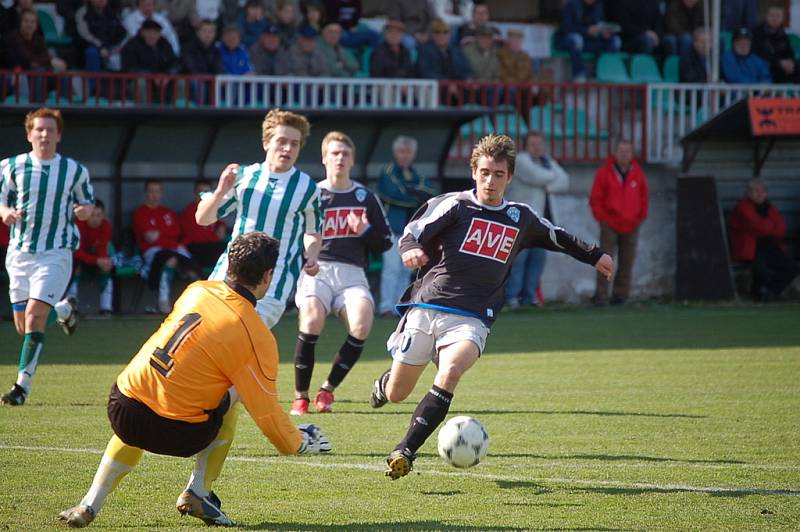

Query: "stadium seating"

xmin=630 ymin=54 xmax=662 ymax=83
xmin=528 ymin=105 xmax=567 ymax=139
xmin=37 ymin=9 xmax=72 ymax=46
xmin=663 ymin=55 xmax=680 ymax=83
xmin=564 ymin=107 xmax=607 ymax=139
xmin=789 ymin=33 xmax=800 ymax=59
xmin=596 ymin=53 xmax=631 ymax=83
xmin=720 ymin=30 xmax=732 ymax=51
xmin=493 ymin=111 xmax=529 ymax=137
xmin=549 ymin=31 xmax=593 ymax=61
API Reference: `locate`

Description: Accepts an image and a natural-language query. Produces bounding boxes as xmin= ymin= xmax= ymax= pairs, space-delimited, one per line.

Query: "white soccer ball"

xmin=437 ymin=415 xmax=489 ymax=468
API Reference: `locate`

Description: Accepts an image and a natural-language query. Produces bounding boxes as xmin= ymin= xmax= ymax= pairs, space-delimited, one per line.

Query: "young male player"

xmin=196 ymin=108 xmax=322 ymax=328
xmin=0 ymin=108 xmax=94 ymax=406
xmin=370 ymin=134 xmax=614 ymax=479
xmin=58 ymin=233 xmax=332 ymax=528
xmin=291 ymin=131 xmax=392 ymax=415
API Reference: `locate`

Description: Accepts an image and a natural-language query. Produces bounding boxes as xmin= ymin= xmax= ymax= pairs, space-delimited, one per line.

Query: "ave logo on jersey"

xmin=459 ymin=218 xmax=519 ymax=263
xmin=323 ymin=207 xmax=365 ymax=238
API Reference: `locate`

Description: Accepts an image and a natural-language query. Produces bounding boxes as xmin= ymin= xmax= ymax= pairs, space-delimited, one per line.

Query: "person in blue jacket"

xmin=722 ymin=27 xmax=771 ymax=84
xmin=218 ymin=24 xmax=253 ymax=75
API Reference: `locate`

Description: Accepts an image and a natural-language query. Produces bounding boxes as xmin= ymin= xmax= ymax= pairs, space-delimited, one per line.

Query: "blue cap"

xmin=262 ymin=23 xmax=279 ymax=35
xmin=298 ymin=24 xmax=319 ymax=38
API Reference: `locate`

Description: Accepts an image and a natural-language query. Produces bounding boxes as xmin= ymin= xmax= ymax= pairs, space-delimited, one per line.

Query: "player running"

xmin=196 ymin=108 xmax=322 ymax=328
xmin=0 ymin=107 xmax=93 ymax=406
xmin=290 ymin=132 xmax=392 ymax=415
xmin=58 ymin=233 xmax=332 ymax=528
xmin=369 ymin=134 xmax=614 ymax=479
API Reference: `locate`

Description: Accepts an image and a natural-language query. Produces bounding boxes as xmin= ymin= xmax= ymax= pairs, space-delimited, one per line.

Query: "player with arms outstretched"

xmin=369 ymin=134 xmax=614 ymax=479
xmin=59 ymin=233 xmax=332 ymax=528
xmin=291 ymin=132 xmax=392 ymax=415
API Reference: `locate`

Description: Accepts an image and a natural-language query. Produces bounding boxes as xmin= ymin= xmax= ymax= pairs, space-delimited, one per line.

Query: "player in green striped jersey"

xmin=0 ymin=108 xmax=95 ymax=406
xmin=196 ymin=108 xmax=322 ymax=328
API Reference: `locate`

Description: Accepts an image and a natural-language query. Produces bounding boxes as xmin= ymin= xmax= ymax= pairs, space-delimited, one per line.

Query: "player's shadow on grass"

xmin=335 ymin=409 xmax=706 ymax=419
xmin=571 ymin=486 xmax=800 ymax=498
xmin=495 ymin=480 xmax=553 ymax=495
xmin=238 ymin=521 xmax=530 ymax=531
xmin=566 ymin=453 xmax=745 ymax=465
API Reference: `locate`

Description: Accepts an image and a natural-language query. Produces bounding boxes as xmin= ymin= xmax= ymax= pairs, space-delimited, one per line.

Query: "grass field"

xmin=1 ymin=303 xmax=799 ymax=531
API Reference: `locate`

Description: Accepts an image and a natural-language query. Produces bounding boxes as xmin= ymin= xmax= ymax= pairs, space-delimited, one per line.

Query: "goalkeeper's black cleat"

xmin=385 ymin=448 xmax=415 ymax=480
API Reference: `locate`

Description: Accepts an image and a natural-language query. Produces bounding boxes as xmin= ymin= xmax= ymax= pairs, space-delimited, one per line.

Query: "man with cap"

xmin=722 ymin=27 xmax=771 ymax=83
xmin=370 ymin=19 xmax=415 ymax=78
xmin=218 ymin=24 xmax=253 ymax=75
xmin=121 ymin=18 xmax=180 ymax=73
xmin=275 ymin=24 xmax=329 ymax=76
xmin=416 ymin=18 xmax=471 ymax=80
xmin=463 ymin=24 xmax=500 ymax=81
xmin=498 ymin=28 xmax=534 ymax=83
xmin=249 ymin=23 xmax=281 ymax=75
xmin=123 ymin=0 xmax=181 ymax=55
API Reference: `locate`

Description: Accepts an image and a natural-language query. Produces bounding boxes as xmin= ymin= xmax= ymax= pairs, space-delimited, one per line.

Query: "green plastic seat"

xmin=564 ymin=108 xmax=607 ymax=139
xmin=663 ymin=55 xmax=680 ymax=83
xmin=720 ymin=30 xmax=732 ymax=51
xmin=493 ymin=112 xmax=529 ymax=137
xmin=596 ymin=53 xmax=631 ymax=83
xmin=460 ymin=115 xmax=493 ymax=139
xmin=789 ymin=33 xmax=800 ymax=59
xmin=37 ymin=10 xmax=72 ymax=46
xmin=630 ymin=54 xmax=662 ymax=83
xmin=359 ymin=47 xmax=373 ymax=77
xmin=528 ymin=105 xmax=567 ymax=139
xmin=549 ymin=31 xmax=593 ymax=60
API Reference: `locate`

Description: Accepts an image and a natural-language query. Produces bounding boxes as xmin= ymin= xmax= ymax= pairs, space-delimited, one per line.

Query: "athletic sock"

xmin=186 ymin=404 xmax=239 ymax=496
xmin=294 ymin=333 xmax=319 ymax=394
xmin=395 ymin=385 xmax=453 ymax=455
xmin=99 ymin=274 xmax=113 ymax=312
xmin=15 ymin=332 xmax=45 ymax=394
xmin=158 ymin=267 xmax=175 ymax=304
xmin=80 ymin=434 xmax=143 ymax=513
xmin=324 ymin=334 xmax=365 ymax=389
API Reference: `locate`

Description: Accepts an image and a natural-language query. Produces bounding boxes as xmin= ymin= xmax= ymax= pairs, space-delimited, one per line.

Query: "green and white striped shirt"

xmin=209 ymin=164 xmax=322 ymax=302
xmin=0 ymin=152 xmax=94 ymax=253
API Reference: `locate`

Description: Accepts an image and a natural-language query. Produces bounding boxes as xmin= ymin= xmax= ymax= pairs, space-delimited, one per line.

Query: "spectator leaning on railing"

xmin=721 ymin=27 xmax=771 ymax=84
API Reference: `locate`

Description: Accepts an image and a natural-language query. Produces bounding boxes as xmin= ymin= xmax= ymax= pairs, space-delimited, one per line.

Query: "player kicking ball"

xmin=369 ymin=135 xmax=614 ymax=479
xmin=59 ymin=233 xmax=331 ymax=528
xmin=291 ymin=132 xmax=392 ymax=415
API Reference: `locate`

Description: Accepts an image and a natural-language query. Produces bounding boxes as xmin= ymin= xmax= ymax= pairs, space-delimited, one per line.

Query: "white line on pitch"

xmin=2 ymin=443 xmax=798 ymax=498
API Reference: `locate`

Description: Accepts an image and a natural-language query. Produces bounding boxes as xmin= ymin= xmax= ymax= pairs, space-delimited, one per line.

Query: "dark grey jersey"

xmin=397 ymin=189 xmax=604 ymax=325
xmin=318 ymin=180 xmax=392 ymax=269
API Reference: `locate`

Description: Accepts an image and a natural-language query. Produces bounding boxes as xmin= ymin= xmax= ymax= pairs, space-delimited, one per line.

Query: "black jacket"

xmin=76 ymin=5 xmax=127 ymax=49
xmin=606 ymin=0 xmax=663 ymax=40
xmin=121 ymin=34 xmax=179 ymax=73
xmin=370 ymin=41 xmax=414 ymax=78
xmin=180 ymin=36 xmax=224 ymax=74
xmin=679 ymin=49 xmax=709 ymax=83
xmin=752 ymin=22 xmax=800 ymax=83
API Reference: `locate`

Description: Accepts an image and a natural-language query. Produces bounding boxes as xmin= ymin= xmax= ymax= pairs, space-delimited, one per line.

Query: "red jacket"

xmin=179 ymin=201 xmax=224 ymax=245
xmin=75 ymin=218 xmax=112 ymax=265
xmin=589 ymin=156 xmax=649 ymax=234
xmin=728 ymin=197 xmax=786 ymax=262
xmin=133 ymin=204 xmax=180 ymax=252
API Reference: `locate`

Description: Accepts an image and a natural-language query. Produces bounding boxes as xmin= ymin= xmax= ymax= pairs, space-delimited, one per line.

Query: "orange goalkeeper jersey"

xmin=116 ymin=280 xmax=301 ymax=455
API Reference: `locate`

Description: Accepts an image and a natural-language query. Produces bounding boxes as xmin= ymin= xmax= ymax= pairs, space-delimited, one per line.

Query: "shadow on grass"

xmin=495 ymin=480 xmax=552 ymax=495
xmin=238 ymin=521 xmax=627 ymax=531
xmin=571 ymin=486 xmax=800 ymax=498
xmin=566 ymin=454 xmax=744 ymax=465
xmin=336 ymin=409 xmax=706 ymax=419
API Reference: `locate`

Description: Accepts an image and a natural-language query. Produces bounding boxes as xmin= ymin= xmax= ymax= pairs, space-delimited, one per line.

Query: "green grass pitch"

xmin=1 ymin=303 xmax=799 ymax=530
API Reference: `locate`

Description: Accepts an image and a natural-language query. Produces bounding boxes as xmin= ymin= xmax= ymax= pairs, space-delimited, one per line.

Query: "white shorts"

xmin=387 ymin=307 xmax=489 ymax=366
xmin=6 ymin=248 xmax=72 ymax=307
xmin=294 ymin=261 xmax=373 ymax=315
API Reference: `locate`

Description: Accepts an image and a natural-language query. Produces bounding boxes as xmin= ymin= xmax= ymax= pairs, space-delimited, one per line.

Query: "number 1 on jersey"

xmin=150 ymin=313 xmax=202 ymax=377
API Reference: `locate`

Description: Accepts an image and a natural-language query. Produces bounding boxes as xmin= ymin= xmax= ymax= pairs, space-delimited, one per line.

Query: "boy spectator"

xmin=181 ymin=19 xmax=224 ymax=74
xmin=76 ymin=0 xmax=127 ymax=72
xmin=239 ymin=0 xmax=269 ymax=48
xmin=274 ymin=0 xmax=300 ymax=49
xmin=123 ymin=0 xmax=181 ymax=55
xmin=274 ymin=24 xmax=328 ymax=75
xmin=416 ymin=18 xmax=471 ymax=80
xmin=370 ymin=20 xmax=415 ymax=78
xmin=663 ymin=0 xmax=704 ymax=57
xmin=722 ymin=27 xmax=771 ymax=84
xmin=385 ymin=0 xmax=437 ymax=49
xmin=68 ymin=200 xmax=114 ymax=316
xmin=317 ymin=22 xmax=359 ymax=77
xmin=121 ymin=18 xmax=180 ymax=73
xmin=455 ymin=1 xmax=500 ymax=46
xmin=463 ymin=25 xmax=500 ymax=81
xmin=557 ymin=0 xmax=621 ymax=81
xmin=180 ymin=180 xmax=227 ymax=269
xmin=322 ymin=0 xmax=380 ymax=49
xmin=752 ymin=4 xmax=800 ymax=84
xmin=679 ymin=27 xmax=712 ymax=83
xmin=249 ymin=23 xmax=281 ymax=75
xmin=606 ymin=0 xmax=662 ymax=54
xmin=218 ymin=24 xmax=253 ymax=75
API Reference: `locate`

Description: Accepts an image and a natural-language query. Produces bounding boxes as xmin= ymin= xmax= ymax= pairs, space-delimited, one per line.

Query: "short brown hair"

xmin=470 ymin=134 xmax=517 ymax=175
xmin=25 ymin=107 xmax=63 ymax=135
xmin=261 ymin=108 xmax=311 ymax=147
xmin=321 ymin=131 xmax=355 ymax=158
xmin=227 ymin=232 xmax=279 ymax=286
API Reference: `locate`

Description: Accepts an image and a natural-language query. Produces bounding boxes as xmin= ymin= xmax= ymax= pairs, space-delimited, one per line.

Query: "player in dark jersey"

xmin=369 ymin=134 xmax=614 ymax=479
xmin=291 ymin=131 xmax=392 ymax=415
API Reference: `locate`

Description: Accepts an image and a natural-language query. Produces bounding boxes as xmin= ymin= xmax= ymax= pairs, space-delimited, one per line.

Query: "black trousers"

xmin=750 ymin=239 xmax=799 ymax=300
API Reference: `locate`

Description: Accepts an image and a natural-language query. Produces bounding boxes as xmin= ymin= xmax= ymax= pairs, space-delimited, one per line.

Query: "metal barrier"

xmin=646 ymin=83 xmax=800 ymax=164
xmin=440 ymin=80 xmax=648 ymax=163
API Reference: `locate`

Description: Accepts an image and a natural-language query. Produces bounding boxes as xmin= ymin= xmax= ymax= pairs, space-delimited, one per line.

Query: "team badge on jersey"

xmin=459 ymin=218 xmax=519 ymax=263
xmin=507 ymin=206 xmax=520 ymax=223
xmin=323 ymin=207 xmax=366 ymax=238
xmin=355 ymin=188 xmax=367 ymax=203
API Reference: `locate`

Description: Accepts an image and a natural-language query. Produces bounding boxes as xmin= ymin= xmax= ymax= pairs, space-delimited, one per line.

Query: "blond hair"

xmin=321 ymin=131 xmax=356 ymax=158
xmin=470 ymin=134 xmax=517 ymax=175
xmin=261 ymin=108 xmax=311 ymax=147
xmin=25 ymin=107 xmax=64 ymax=135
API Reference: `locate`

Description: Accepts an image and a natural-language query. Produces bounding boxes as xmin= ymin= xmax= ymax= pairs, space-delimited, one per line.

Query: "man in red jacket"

xmin=68 ymin=200 xmax=114 ymax=315
xmin=729 ymin=179 xmax=798 ymax=302
xmin=133 ymin=179 xmax=200 ymax=314
xmin=179 ymin=180 xmax=228 ymax=269
xmin=589 ymin=140 xmax=649 ymax=305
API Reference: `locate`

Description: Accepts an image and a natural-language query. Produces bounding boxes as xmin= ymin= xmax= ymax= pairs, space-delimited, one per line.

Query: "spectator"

xmin=181 ymin=18 xmax=224 ymax=74
xmin=56 ymin=0 xmax=84 ymax=46
xmin=416 ymin=18 xmax=470 ymax=80
xmin=156 ymin=0 xmax=200 ymax=42
xmin=317 ymin=22 xmax=358 ymax=77
xmin=249 ymin=23 xmax=281 ymax=74
xmin=557 ymin=0 xmax=621 ymax=81
xmin=722 ymin=27 xmax=771 ymax=84
xmin=663 ymin=0 xmax=703 ymax=57
xmin=385 ymin=0 xmax=437 ymax=49
xmin=589 ymin=140 xmax=649 ymax=306
xmin=67 ymin=200 xmax=114 ymax=316
xmin=123 ymin=0 xmax=181 ymax=55
xmin=377 ymin=135 xmax=435 ymax=317
xmin=121 ymin=18 xmax=180 ymax=73
xmin=275 ymin=24 xmax=328 ymax=75
xmin=76 ymin=0 xmax=127 ymax=72
xmin=322 ymin=0 xmax=380 ymax=50
xmin=721 ymin=0 xmax=758 ymax=33
xmin=497 ymin=28 xmax=534 ymax=83
xmin=729 ymin=179 xmax=798 ymax=302
xmin=606 ymin=0 xmax=662 ymax=54
xmin=274 ymin=0 xmax=300 ymax=49
xmin=5 ymin=9 xmax=67 ymax=72
xmin=505 ymin=131 xmax=569 ymax=309
xmin=1 ymin=0 xmax=37 ymax=37
xmin=752 ymin=4 xmax=800 ymax=84
xmin=679 ymin=27 xmax=712 ymax=83
xmin=132 ymin=178 xmax=201 ymax=314
xmin=370 ymin=19 xmax=415 ymax=78
xmin=218 ymin=24 xmax=253 ymax=75
xmin=239 ymin=0 xmax=269 ymax=48
xmin=455 ymin=1 xmax=500 ymax=46
xmin=179 ymin=180 xmax=227 ymax=269
xmin=302 ymin=0 xmax=324 ymax=32
xmin=463 ymin=25 xmax=500 ymax=81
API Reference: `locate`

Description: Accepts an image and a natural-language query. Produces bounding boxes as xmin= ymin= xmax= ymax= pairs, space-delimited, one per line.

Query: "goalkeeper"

xmin=59 ymin=232 xmax=332 ymax=528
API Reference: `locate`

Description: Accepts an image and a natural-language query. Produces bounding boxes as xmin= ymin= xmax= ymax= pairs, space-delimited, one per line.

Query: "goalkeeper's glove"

xmin=297 ymin=424 xmax=332 ymax=454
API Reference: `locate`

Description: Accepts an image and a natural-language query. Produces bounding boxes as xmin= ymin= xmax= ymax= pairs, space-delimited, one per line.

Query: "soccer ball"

xmin=437 ymin=416 xmax=489 ymax=468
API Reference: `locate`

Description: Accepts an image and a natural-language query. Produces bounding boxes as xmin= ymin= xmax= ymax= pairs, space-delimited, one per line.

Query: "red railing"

xmin=440 ymin=80 xmax=648 ymax=163
xmin=0 ymin=70 xmax=215 ymax=108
